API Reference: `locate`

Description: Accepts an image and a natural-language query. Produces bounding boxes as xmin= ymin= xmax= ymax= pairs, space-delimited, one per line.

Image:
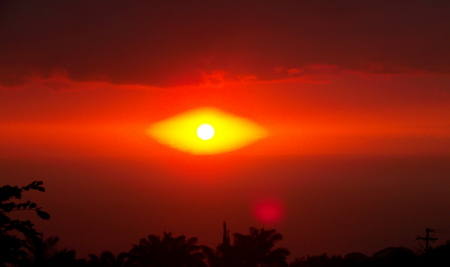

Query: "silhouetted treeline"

xmin=2 ymin=181 xmax=450 ymax=267
xmin=289 ymin=244 xmax=450 ymax=267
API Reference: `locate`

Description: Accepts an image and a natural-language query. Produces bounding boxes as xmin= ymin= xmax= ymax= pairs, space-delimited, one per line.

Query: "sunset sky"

xmin=1 ymin=0 xmax=450 ymax=260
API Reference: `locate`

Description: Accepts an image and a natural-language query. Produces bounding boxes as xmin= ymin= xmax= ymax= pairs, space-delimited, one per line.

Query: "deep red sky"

xmin=1 ymin=0 xmax=450 ymax=261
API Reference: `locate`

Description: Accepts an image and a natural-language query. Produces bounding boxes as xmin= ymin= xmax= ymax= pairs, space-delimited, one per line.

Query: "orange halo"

xmin=147 ymin=107 xmax=268 ymax=154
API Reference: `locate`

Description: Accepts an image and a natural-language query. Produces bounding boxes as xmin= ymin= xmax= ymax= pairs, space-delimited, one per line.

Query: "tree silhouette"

xmin=232 ymin=227 xmax=290 ymax=267
xmin=126 ymin=232 xmax=208 ymax=267
xmin=0 ymin=181 xmax=50 ymax=267
xmin=425 ymin=241 xmax=450 ymax=266
xmin=21 ymin=234 xmax=84 ymax=267
xmin=371 ymin=247 xmax=416 ymax=267
xmin=24 ymin=234 xmax=60 ymax=266
xmin=88 ymin=250 xmax=129 ymax=267
xmin=289 ymin=253 xmax=344 ymax=267
xmin=209 ymin=225 xmax=290 ymax=267
xmin=204 ymin=222 xmax=231 ymax=267
xmin=49 ymin=248 xmax=85 ymax=267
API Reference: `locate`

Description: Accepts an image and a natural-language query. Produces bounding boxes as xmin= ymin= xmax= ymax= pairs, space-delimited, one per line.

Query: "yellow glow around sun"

xmin=147 ymin=107 xmax=268 ymax=154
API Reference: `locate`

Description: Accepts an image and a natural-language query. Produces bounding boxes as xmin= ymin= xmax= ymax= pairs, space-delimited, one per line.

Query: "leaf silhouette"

xmin=36 ymin=210 xmax=50 ymax=220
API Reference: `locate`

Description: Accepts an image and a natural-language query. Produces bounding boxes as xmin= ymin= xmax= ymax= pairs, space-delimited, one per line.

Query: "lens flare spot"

xmin=253 ymin=199 xmax=284 ymax=224
xmin=197 ymin=124 xmax=215 ymax=140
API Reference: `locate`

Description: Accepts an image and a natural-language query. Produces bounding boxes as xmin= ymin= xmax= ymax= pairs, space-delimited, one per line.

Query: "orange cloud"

xmin=288 ymin=68 xmax=301 ymax=74
xmin=0 ymin=71 xmax=159 ymax=92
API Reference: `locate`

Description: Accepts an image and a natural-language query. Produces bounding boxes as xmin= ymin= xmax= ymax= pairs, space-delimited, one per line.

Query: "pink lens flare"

xmin=253 ymin=198 xmax=285 ymax=224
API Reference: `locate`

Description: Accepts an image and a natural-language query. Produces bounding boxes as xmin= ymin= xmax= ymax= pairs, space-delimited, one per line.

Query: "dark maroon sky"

xmin=1 ymin=0 xmax=450 ymax=87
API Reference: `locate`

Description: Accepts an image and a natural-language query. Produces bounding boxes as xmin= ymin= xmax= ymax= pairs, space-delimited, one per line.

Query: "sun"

xmin=147 ymin=107 xmax=268 ymax=154
xmin=197 ymin=124 xmax=215 ymax=140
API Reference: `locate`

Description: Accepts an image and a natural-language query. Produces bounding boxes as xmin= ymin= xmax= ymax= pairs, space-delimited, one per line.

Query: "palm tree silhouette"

xmin=88 ymin=250 xmax=129 ymax=267
xmin=232 ymin=227 xmax=290 ymax=267
xmin=49 ymin=248 xmax=84 ymax=267
xmin=23 ymin=234 xmax=82 ymax=266
xmin=127 ymin=232 xmax=208 ymax=267
xmin=24 ymin=234 xmax=60 ymax=266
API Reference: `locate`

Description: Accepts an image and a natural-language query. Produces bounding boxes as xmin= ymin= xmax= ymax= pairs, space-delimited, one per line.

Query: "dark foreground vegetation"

xmin=2 ymin=181 xmax=450 ymax=267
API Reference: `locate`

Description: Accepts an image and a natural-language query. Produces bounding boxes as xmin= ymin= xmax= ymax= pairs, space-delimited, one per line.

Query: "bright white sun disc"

xmin=197 ymin=124 xmax=215 ymax=140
